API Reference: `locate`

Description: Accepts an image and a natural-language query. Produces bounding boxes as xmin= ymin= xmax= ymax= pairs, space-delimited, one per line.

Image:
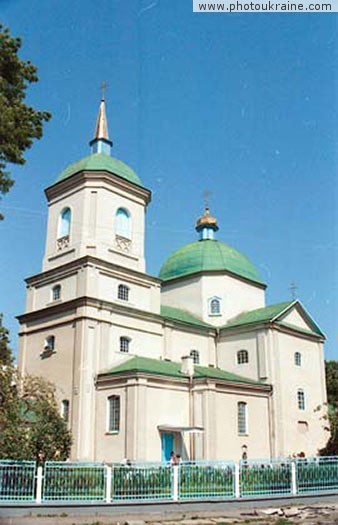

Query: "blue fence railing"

xmin=0 ymin=456 xmax=337 ymax=503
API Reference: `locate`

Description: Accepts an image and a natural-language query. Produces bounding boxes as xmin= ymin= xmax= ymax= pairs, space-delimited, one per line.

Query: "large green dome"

xmin=56 ymin=153 xmax=142 ymax=186
xmin=159 ymin=239 xmax=264 ymax=285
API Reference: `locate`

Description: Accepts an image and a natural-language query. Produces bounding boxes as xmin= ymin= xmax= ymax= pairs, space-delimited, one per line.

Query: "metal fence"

xmin=296 ymin=456 xmax=338 ymax=494
xmin=43 ymin=462 xmax=106 ymax=502
xmin=0 ymin=456 xmax=337 ymax=504
xmin=0 ymin=461 xmax=36 ymax=502
xmin=240 ymin=459 xmax=293 ymax=497
xmin=179 ymin=461 xmax=235 ymax=500
xmin=111 ymin=463 xmax=172 ymax=501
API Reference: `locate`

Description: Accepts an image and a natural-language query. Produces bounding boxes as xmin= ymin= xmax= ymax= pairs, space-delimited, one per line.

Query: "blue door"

xmin=161 ymin=432 xmax=174 ymax=461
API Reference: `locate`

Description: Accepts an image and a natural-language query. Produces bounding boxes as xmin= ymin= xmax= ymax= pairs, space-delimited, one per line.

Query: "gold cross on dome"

xmin=203 ymin=189 xmax=211 ymax=209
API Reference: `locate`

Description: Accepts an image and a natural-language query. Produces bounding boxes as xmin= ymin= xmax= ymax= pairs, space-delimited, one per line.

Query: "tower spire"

xmin=89 ymin=82 xmax=113 ymax=155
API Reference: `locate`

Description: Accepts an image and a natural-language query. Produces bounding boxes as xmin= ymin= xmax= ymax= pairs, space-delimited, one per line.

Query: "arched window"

xmin=115 ymin=208 xmax=131 ymax=239
xmin=52 ymin=285 xmax=61 ymax=301
xmin=120 ymin=337 xmax=130 ymax=353
xmin=44 ymin=335 xmax=55 ymax=351
xmin=118 ymin=284 xmax=129 ymax=301
xmin=209 ymin=297 xmax=221 ymax=316
xmin=237 ymin=350 xmax=249 ymax=365
xmin=297 ymin=389 xmax=305 ymax=410
xmin=190 ymin=350 xmax=200 ymax=364
xmin=61 ymin=400 xmax=70 ymax=422
xmin=107 ymin=395 xmax=120 ymax=432
xmin=238 ymin=402 xmax=248 ymax=435
xmin=294 ymin=352 xmax=302 ymax=366
xmin=58 ymin=207 xmax=71 ymax=239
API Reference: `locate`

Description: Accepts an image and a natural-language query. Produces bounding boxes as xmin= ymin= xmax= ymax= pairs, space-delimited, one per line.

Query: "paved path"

xmin=0 ymin=493 xmax=337 ymax=525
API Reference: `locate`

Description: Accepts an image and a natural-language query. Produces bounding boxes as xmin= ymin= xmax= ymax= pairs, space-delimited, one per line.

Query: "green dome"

xmin=159 ymin=239 xmax=264 ymax=285
xmin=56 ymin=153 xmax=142 ymax=186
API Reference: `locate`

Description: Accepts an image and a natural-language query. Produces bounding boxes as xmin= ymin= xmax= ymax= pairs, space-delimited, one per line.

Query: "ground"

xmin=1 ymin=501 xmax=338 ymax=525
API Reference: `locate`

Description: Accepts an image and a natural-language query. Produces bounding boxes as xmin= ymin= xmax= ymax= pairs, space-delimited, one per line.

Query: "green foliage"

xmin=319 ymin=361 xmax=338 ymax=456
xmin=325 ymin=360 xmax=338 ymax=407
xmin=0 ymin=316 xmax=29 ymax=459
xmin=0 ymin=25 xmax=51 ymax=218
xmin=0 ymin=316 xmax=71 ymax=460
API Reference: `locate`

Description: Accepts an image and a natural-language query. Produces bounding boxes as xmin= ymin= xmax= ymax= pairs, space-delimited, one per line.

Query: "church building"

xmin=17 ymin=99 xmax=328 ymax=463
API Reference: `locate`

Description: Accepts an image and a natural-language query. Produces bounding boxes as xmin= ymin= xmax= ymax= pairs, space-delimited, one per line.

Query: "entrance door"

xmin=161 ymin=432 xmax=174 ymax=461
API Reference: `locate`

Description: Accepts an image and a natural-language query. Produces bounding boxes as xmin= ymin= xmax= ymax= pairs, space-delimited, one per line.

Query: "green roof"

xmin=101 ymin=355 xmax=264 ymax=385
xmin=161 ymin=305 xmax=212 ymax=328
xmin=225 ymin=301 xmax=293 ymax=329
xmin=223 ymin=300 xmax=324 ymax=337
xmin=159 ymin=239 xmax=264 ymax=285
xmin=56 ymin=153 xmax=142 ymax=186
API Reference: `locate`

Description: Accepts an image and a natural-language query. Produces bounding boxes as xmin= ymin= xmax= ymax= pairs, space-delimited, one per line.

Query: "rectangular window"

xmin=238 ymin=402 xmax=247 ymax=435
xmin=108 ymin=396 xmax=120 ymax=433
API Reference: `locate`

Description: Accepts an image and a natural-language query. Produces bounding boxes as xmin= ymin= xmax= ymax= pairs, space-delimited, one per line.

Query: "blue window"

xmin=115 ymin=208 xmax=131 ymax=239
xmin=58 ymin=208 xmax=71 ymax=239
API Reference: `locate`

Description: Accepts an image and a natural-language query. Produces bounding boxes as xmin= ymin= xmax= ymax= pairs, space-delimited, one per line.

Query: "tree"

xmin=0 ymin=316 xmax=71 ymax=460
xmin=0 ymin=315 xmax=28 ymax=459
xmin=319 ymin=360 xmax=338 ymax=456
xmin=0 ymin=25 xmax=51 ymax=218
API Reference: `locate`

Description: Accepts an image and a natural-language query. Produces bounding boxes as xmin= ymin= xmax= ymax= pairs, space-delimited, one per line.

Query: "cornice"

xmin=25 ymin=255 xmax=161 ymax=286
xmin=45 ymin=170 xmax=151 ymax=205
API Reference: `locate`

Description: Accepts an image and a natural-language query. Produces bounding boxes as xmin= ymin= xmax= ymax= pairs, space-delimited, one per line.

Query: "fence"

xmin=0 ymin=456 xmax=337 ymax=504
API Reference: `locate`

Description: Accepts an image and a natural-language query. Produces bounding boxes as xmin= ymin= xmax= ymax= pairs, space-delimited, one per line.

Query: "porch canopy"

xmin=158 ymin=424 xmax=204 ymax=434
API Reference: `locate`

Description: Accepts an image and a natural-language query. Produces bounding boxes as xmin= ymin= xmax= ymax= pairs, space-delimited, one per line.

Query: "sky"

xmin=0 ymin=0 xmax=337 ymax=360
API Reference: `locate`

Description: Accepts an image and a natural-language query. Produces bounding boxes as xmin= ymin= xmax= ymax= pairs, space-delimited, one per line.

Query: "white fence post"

xmin=172 ymin=465 xmax=179 ymax=501
xmin=36 ymin=466 xmax=43 ymax=504
xmin=291 ymin=460 xmax=297 ymax=495
xmin=234 ymin=463 xmax=240 ymax=498
xmin=105 ymin=465 xmax=112 ymax=503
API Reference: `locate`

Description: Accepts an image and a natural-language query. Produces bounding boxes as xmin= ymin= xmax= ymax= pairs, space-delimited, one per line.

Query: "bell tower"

xmin=42 ymin=96 xmax=151 ymax=273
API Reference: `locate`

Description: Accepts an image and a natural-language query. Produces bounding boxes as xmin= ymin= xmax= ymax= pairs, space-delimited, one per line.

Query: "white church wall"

xmin=95 ymin=384 xmax=128 ymax=462
xmin=214 ymin=390 xmax=271 ymax=461
xmin=161 ymin=276 xmax=202 ymax=320
xmin=43 ymin=186 xmax=86 ymax=271
xmin=163 ymin=326 xmax=213 ymax=366
xmin=98 ymin=271 xmax=160 ymax=313
xmin=26 ymin=273 xmax=78 ymax=312
xmin=161 ymin=273 xmax=265 ymax=326
xmin=269 ymin=330 xmax=327 ymax=457
xmin=145 ymin=382 xmax=190 ymax=461
xmin=200 ymin=274 xmax=265 ymax=325
xmin=217 ymin=331 xmax=260 ymax=381
xmin=18 ymin=319 xmax=75 ymax=407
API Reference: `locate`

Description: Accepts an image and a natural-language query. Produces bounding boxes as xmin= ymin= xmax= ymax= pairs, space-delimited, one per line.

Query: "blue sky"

xmin=0 ymin=0 xmax=337 ymax=359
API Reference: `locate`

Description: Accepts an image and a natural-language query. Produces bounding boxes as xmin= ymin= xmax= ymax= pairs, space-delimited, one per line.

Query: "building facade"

xmin=18 ymin=99 xmax=328 ymax=462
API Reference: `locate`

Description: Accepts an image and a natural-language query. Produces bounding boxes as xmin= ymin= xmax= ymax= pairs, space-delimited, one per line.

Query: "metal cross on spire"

xmin=289 ymin=281 xmax=298 ymax=300
xmin=101 ymin=80 xmax=108 ymax=101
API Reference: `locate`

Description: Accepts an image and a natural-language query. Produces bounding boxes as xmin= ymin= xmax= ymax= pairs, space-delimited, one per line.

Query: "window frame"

xmin=297 ymin=389 xmax=305 ymax=410
xmin=237 ymin=350 xmax=249 ymax=365
xmin=57 ymin=207 xmax=72 ymax=240
xmin=118 ymin=284 xmax=130 ymax=302
xmin=238 ymin=401 xmax=248 ymax=435
xmin=44 ymin=335 xmax=55 ymax=351
xmin=190 ymin=349 xmax=200 ymax=364
xmin=119 ymin=336 xmax=130 ymax=353
xmin=115 ymin=207 xmax=131 ymax=239
xmin=61 ymin=400 xmax=70 ymax=422
xmin=209 ymin=296 xmax=222 ymax=316
xmin=107 ymin=395 xmax=120 ymax=433
xmin=52 ymin=284 xmax=61 ymax=302
xmin=294 ymin=352 xmax=302 ymax=367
